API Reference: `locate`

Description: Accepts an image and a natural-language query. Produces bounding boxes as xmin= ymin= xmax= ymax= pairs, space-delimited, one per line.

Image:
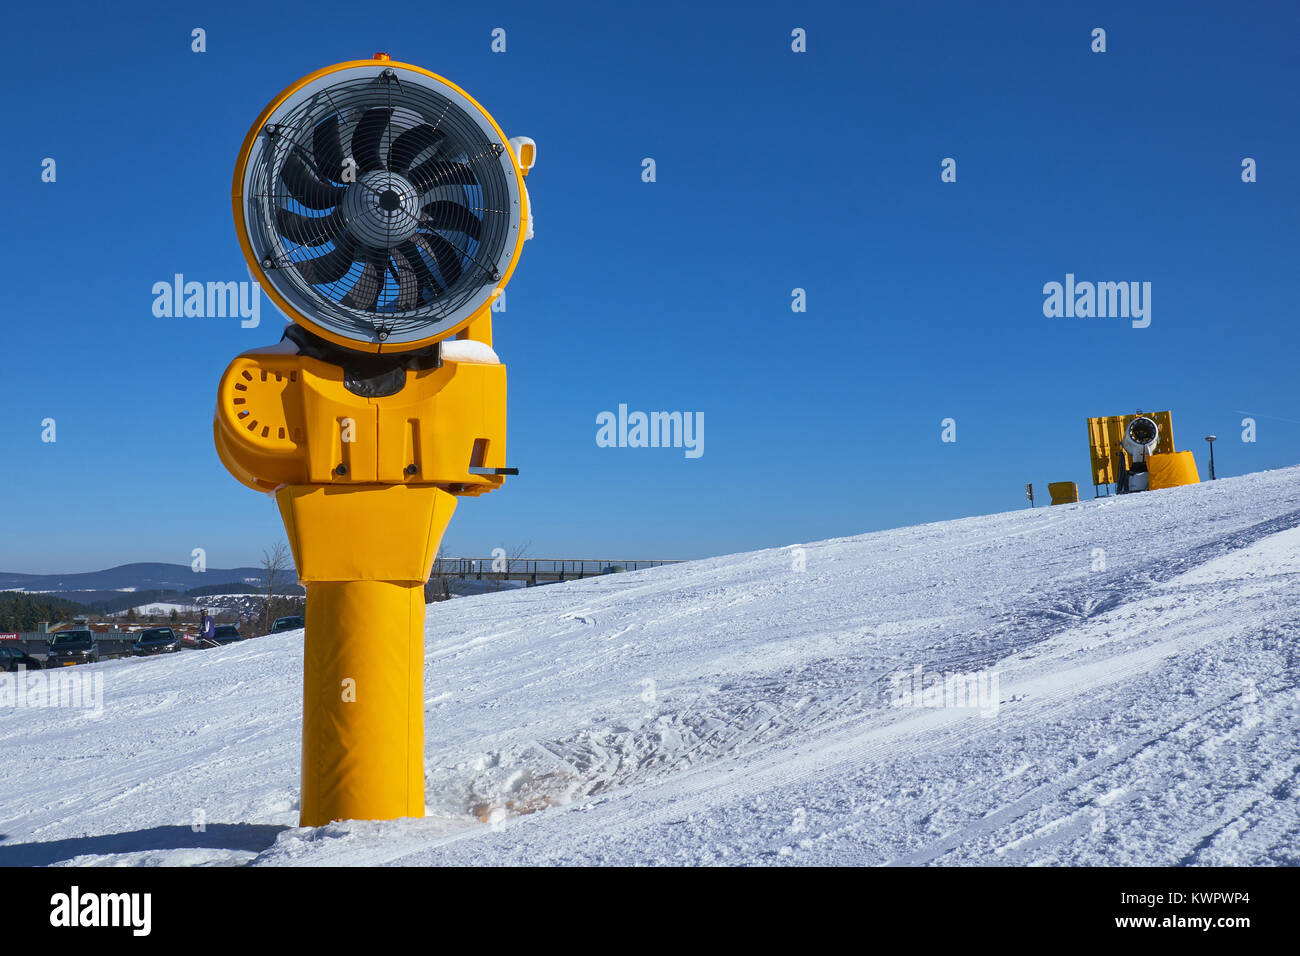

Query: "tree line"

xmin=0 ymin=592 xmax=92 ymax=632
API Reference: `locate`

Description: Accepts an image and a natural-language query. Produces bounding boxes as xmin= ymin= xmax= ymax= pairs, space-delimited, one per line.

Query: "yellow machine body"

xmin=1086 ymin=411 xmax=1175 ymax=486
xmin=214 ymin=347 xmax=508 ymax=496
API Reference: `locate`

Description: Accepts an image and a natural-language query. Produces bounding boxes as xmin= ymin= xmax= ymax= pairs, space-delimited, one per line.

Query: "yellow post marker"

xmin=1047 ymin=481 xmax=1079 ymax=505
xmin=214 ymin=56 xmax=534 ymax=827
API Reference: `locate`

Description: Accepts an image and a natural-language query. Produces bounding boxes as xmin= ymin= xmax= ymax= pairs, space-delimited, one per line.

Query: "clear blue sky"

xmin=3 ymin=0 xmax=1298 ymax=573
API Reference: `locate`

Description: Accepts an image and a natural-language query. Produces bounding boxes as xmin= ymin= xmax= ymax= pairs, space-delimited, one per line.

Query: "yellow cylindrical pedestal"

xmin=1147 ymin=450 xmax=1201 ymax=490
xmin=300 ymin=580 xmax=426 ymax=827
xmin=273 ymin=483 xmax=457 ymax=828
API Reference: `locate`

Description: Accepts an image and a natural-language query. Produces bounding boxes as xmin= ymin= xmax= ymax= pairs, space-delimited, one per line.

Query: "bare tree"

xmin=261 ymin=540 xmax=294 ymax=635
xmin=492 ymin=540 xmax=533 ymax=591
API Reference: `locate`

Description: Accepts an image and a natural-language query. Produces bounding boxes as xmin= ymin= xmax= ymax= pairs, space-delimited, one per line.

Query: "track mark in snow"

xmin=424 ymin=670 xmax=894 ymax=826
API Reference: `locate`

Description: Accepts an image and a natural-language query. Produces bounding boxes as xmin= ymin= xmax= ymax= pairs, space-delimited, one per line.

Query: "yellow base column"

xmin=274 ymin=483 xmax=457 ymax=827
xmin=300 ymin=580 xmax=426 ymax=827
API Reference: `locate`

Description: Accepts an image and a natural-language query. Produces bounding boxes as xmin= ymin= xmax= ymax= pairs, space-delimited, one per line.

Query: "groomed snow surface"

xmin=3 ymin=466 xmax=1299 ymax=866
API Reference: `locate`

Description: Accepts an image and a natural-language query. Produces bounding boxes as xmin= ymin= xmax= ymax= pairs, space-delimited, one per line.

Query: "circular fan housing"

xmin=1123 ymin=416 xmax=1159 ymax=459
xmin=233 ymin=58 xmax=527 ymax=352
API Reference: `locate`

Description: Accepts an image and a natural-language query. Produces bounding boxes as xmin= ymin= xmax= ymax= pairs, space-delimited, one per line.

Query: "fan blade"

xmin=275 ymin=208 xmax=341 ymax=247
xmin=413 ymin=231 xmax=463 ymax=287
xmin=280 ymin=152 xmax=344 ymax=210
xmin=408 ymin=160 xmax=478 ymax=195
xmin=312 ymin=115 xmax=347 ymax=181
xmin=388 ymin=124 xmax=447 ymax=172
xmin=396 ymin=239 xmax=446 ymax=298
xmin=389 ymin=249 xmax=425 ymax=309
xmin=341 ymin=256 xmax=384 ymax=311
xmin=293 ymin=236 xmax=355 ymax=285
xmin=352 ymin=108 xmax=393 ymax=173
xmin=421 ymin=201 xmax=481 ymax=240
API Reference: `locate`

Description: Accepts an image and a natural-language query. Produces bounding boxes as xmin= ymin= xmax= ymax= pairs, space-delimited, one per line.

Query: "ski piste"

xmin=2 ymin=464 xmax=1297 ymax=866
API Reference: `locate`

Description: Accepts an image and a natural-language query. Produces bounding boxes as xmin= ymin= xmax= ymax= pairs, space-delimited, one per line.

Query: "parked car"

xmin=132 ymin=627 xmax=181 ymax=656
xmin=0 ymin=645 xmax=43 ymax=671
xmin=47 ymin=630 xmax=99 ymax=666
xmin=212 ymin=625 xmax=242 ymax=645
xmin=269 ymin=616 xmax=305 ymax=633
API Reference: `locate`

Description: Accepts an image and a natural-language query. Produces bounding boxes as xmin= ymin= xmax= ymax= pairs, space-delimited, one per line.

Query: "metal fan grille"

xmin=241 ymin=65 xmax=518 ymax=346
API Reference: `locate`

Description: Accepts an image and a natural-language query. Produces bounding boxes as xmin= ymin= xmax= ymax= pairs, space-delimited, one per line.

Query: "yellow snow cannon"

xmin=215 ymin=54 xmax=535 ymax=827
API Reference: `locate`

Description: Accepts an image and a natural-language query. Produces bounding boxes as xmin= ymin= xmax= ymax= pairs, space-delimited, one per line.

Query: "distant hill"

xmin=0 ymin=563 xmax=303 ymax=608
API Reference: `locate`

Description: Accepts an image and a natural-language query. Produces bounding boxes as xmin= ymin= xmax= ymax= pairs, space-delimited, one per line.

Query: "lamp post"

xmin=1205 ymin=435 xmax=1217 ymax=480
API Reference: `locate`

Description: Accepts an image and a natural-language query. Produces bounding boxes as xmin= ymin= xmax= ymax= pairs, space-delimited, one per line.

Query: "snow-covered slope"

xmin=3 ymin=467 xmax=1299 ymax=866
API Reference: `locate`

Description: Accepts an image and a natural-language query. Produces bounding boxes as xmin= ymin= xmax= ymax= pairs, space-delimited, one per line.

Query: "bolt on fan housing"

xmin=233 ymin=56 xmax=531 ymax=352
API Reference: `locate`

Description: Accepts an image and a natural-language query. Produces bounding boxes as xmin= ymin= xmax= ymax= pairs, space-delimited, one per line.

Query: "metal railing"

xmin=430 ymin=557 xmax=682 ymax=583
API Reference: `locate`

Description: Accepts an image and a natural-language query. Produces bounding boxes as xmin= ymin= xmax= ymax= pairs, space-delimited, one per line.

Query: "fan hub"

xmin=339 ymin=170 xmax=423 ymax=250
